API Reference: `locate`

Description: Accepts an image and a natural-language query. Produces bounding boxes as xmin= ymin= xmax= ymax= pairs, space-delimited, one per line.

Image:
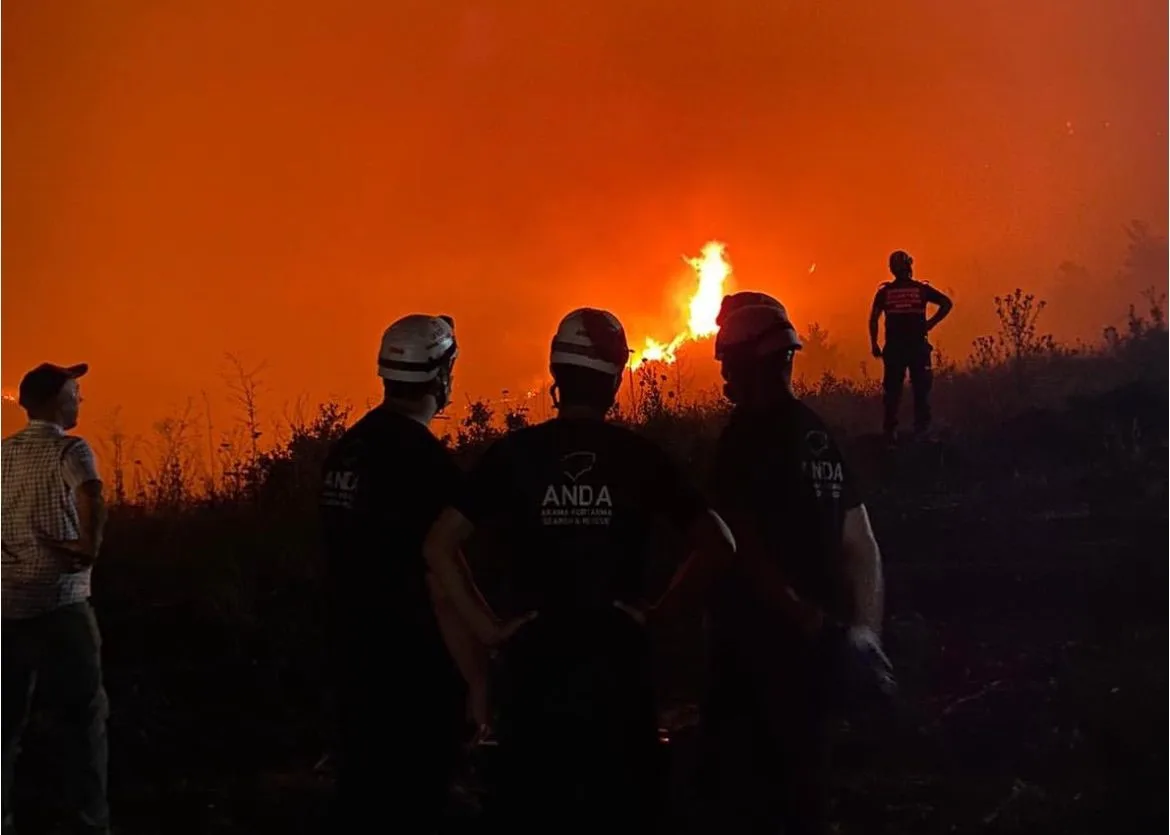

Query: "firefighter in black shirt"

xmin=697 ymin=292 xmax=894 ymax=835
xmin=319 ymin=314 xmax=522 ymax=832
xmin=868 ymin=250 xmax=954 ymax=440
xmin=423 ymin=307 xmax=738 ymax=832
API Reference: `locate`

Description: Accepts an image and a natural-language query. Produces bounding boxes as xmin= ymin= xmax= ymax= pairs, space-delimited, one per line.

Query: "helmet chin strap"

xmin=549 ymin=381 xmax=561 ymax=411
xmin=433 ymin=361 xmax=455 ymax=412
xmin=433 ymin=340 xmax=460 ymax=412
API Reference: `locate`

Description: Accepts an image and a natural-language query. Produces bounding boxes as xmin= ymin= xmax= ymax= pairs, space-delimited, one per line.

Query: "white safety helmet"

xmin=714 ymin=292 xmax=803 ymax=362
xmin=377 ymin=314 xmax=458 ymax=408
xmin=549 ymin=307 xmax=631 ymax=377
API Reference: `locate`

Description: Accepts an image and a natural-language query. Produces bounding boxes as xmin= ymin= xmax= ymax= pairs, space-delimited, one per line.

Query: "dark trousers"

xmin=2 ymin=601 xmax=110 ymax=835
xmin=695 ymin=649 xmax=833 ymax=835
xmin=882 ymin=341 xmax=933 ymax=434
xmin=487 ymin=616 xmax=660 ymax=833
xmin=328 ymin=666 xmax=465 ymax=834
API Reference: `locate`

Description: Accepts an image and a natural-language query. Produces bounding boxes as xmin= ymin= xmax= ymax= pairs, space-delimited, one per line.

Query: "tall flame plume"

xmin=629 ymin=241 xmax=733 ymax=369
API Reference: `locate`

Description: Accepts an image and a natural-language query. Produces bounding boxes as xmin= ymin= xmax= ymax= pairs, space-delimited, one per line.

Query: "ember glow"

xmin=630 ymin=241 xmax=734 ymax=369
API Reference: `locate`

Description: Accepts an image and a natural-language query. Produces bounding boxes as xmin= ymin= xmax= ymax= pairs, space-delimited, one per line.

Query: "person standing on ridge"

xmin=423 ymin=307 xmax=739 ymax=833
xmin=3 ymin=362 xmax=110 ymax=835
xmin=319 ymin=314 xmax=521 ymax=832
xmin=696 ymin=292 xmax=894 ymax=835
xmin=868 ymin=250 xmax=953 ymax=441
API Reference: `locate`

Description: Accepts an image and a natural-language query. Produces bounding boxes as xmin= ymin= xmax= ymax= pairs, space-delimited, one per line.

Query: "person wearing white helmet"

xmin=423 ymin=307 xmax=737 ymax=832
xmin=694 ymin=292 xmax=894 ymax=835
xmin=319 ymin=314 xmax=527 ymax=831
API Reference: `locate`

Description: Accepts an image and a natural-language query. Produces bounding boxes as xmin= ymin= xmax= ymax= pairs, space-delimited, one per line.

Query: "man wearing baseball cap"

xmin=2 ymin=362 xmax=110 ymax=834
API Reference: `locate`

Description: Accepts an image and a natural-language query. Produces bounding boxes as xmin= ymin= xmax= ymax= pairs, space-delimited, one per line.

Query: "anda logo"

xmin=803 ymin=460 xmax=844 ymax=482
xmin=801 ymin=428 xmax=845 ymax=500
xmin=805 ymin=430 xmax=830 ymax=457
xmin=561 ymin=451 xmax=596 ymax=483
xmin=323 ymin=470 xmax=359 ymax=492
xmin=321 ymin=468 xmax=360 ymax=510
xmin=541 ymin=451 xmax=613 ymax=527
xmin=541 ymin=483 xmax=613 ymax=507
xmin=802 ymin=455 xmax=844 ymax=500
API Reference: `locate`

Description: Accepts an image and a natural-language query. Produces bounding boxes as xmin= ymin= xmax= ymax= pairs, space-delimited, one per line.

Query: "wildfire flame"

xmin=1 ymin=390 xmax=18 ymax=404
xmin=630 ymin=241 xmax=733 ymax=369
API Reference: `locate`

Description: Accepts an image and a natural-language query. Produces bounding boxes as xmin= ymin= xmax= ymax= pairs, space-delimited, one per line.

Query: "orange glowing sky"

xmin=3 ymin=1 xmax=1167 ymax=444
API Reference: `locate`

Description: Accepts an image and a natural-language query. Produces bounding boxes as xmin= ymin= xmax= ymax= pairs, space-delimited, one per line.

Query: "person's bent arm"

xmin=868 ymin=291 xmax=885 ymax=355
xmin=646 ymin=509 xmax=736 ymax=623
xmin=722 ymin=509 xmax=827 ymax=636
xmin=925 ymin=289 xmax=954 ymax=333
xmin=42 ymin=440 xmax=107 ymax=567
xmin=424 ymin=507 xmax=536 ymax=647
xmin=841 ymin=504 xmax=884 ymax=636
xmin=74 ymin=480 xmax=108 ymax=560
xmin=704 ymin=425 xmax=826 ymax=635
xmin=426 ymin=570 xmax=491 ymax=726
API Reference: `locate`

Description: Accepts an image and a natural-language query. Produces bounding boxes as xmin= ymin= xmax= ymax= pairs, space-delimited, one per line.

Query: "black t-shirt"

xmin=709 ymin=398 xmax=862 ymax=636
xmin=319 ymin=407 xmax=462 ymax=688
xmin=873 ymin=279 xmax=948 ymax=346
xmin=455 ymin=417 xmax=707 ymax=620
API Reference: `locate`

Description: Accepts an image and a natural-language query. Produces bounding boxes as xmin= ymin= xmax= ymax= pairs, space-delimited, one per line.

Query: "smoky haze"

xmin=2 ymin=0 xmax=1166 ymax=439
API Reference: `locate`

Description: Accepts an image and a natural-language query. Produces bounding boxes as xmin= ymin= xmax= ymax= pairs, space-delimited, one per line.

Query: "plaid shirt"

xmin=1 ymin=420 xmax=101 ymax=619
